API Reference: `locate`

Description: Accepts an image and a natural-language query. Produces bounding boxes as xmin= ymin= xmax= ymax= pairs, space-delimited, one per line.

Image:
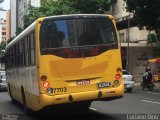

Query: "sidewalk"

xmin=134 ymin=82 xmax=160 ymax=90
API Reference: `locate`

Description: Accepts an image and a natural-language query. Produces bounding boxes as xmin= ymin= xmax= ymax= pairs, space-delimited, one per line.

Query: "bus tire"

xmin=8 ymin=84 xmax=16 ymax=104
xmin=21 ymin=86 xmax=32 ymax=115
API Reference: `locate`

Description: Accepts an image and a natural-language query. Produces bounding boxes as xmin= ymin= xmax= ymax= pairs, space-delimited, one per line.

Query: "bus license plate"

xmin=76 ymin=80 xmax=90 ymax=85
xmin=98 ymin=82 xmax=110 ymax=88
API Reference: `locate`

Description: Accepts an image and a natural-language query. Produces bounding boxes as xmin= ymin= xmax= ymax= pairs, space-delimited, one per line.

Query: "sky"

xmin=0 ymin=0 xmax=10 ymax=19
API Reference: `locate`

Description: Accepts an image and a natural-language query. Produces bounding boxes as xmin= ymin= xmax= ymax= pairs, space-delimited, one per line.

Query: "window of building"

xmin=119 ymin=33 xmax=124 ymax=42
xmin=2 ymin=32 xmax=6 ymax=35
xmin=2 ymin=27 xmax=6 ymax=31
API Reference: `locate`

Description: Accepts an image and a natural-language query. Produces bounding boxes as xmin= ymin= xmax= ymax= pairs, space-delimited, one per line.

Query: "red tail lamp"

xmin=116 ymin=74 xmax=121 ymax=80
xmin=43 ymin=81 xmax=49 ymax=88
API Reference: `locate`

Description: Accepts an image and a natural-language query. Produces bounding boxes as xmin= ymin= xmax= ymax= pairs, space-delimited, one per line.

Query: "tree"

xmin=124 ymin=0 xmax=160 ymax=52
xmin=16 ymin=27 xmax=24 ymax=36
xmin=7 ymin=36 xmax=15 ymax=44
xmin=23 ymin=6 xmax=44 ymax=29
xmin=0 ymin=40 xmax=6 ymax=53
xmin=23 ymin=0 xmax=115 ymax=29
xmin=147 ymin=33 xmax=157 ymax=44
xmin=124 ymin=0 xmax=160 ymax=30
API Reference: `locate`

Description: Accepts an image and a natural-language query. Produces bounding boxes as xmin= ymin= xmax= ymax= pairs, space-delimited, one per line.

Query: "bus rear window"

xmin=40 ymin=17 xmax=118 ymax=58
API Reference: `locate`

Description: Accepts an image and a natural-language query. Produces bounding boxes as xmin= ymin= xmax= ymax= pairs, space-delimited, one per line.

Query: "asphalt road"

xmin=0 ymin=87 xmax=160 ymax=120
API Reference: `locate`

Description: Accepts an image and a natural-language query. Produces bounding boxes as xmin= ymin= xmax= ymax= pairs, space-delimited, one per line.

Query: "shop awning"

xmin=148 ymin=58 xmax=160 ymax=63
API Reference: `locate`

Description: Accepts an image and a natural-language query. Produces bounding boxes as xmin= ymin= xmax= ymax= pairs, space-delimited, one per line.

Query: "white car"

xmin=122 ymin=70 xmax=134 ymax=92
xmin=0 ymin=71 xmax=7 ymax=91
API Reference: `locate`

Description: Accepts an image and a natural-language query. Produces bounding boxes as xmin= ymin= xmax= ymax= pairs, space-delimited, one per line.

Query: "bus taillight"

xmin=117 ymin=68 xmax=122 ymax=73
xmin=43 ymin=81 xmax=49 ymax=88
xmin=116 ymin=74 xmax=121 ymax=80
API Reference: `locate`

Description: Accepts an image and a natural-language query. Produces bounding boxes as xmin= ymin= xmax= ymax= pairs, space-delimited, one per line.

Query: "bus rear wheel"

xmin=8 ymin=84 xmax=16 ymax=104
xmin=21 ymin=87 xmax=32 ymax=115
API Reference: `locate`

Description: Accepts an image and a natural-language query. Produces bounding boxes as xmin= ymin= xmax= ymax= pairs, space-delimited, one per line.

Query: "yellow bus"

xmin=5 ymin=14 xmax=124 ymax=112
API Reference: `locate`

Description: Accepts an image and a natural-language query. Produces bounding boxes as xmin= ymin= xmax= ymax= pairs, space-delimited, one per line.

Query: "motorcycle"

xmin=141 ymin=79 xmax=154 ymax=91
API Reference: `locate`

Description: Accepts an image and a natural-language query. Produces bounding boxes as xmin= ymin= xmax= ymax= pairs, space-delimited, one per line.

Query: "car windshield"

xmin=123 ymin=70 xmax=129 ymax=75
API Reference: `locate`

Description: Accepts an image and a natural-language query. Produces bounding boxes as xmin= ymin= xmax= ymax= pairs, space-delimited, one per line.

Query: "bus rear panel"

xmin=37 ymin=15 xmax=124 ymax=110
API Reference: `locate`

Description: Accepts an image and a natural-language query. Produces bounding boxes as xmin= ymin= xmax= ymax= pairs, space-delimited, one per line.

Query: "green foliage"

xmin=148 ymin=33 xmax=157 ymax=43
xmin=23 ymin=6 xmax=44 ymax=29
xmin=16 ymin=27 xmax=24 ymax=36
xmin=155 ymin=45 xmax=160 ymax=57
xmin=155 ymin=29 xmax=160 ymax=40
xmin=124 ymin=0 xmax=160 ymax=30
xmin=0 ymin=41 xmax=6 ymax=53
xmin=24 ymin=0 xmax=114 ymax=29
xmin=7 ymin=36 xmax=15 ymax=44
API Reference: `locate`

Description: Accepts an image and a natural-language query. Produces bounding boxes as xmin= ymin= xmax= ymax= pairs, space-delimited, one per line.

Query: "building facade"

xmin=17 ymin=0 xmax=40 ymax=28
xmin=10 ymin=0 xmax=40 ymax=37
xmin=107 ymin=0 xmax=156 ymax=82
xmin=10 ymin=0 xmax=17 ymax=37
xmin=0 ymin=18 xmax=6 ymax=69
xmin=6 ymin=10 xmax=10 ymax=42
xmin=0 ymin=18 xmax=6 ymax=43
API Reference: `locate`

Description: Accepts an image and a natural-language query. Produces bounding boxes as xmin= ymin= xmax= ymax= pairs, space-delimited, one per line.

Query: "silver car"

xmin=123 ymin=70 xmax=134 ymax=92
xmin=0 ymin=71 xmax=7 ymax=91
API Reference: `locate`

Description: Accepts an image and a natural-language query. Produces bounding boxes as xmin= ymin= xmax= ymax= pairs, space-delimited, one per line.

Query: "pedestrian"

xmin=143 ymin=67 xmax=152 ymax=86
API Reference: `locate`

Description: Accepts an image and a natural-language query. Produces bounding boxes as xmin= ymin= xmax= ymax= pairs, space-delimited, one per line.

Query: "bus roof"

xmin=43 ymin=14 xmax=112 ymax=21
xmin=6 ymin=21 xmax=36 ymax=50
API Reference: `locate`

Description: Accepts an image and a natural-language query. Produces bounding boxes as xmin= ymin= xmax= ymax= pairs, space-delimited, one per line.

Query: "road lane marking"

xmin=89 ymin=107 xmax=97 ymax=111
xmin=142 ymin=100 xmax=160 ymax=105
xmin=146 ymin=92 xmax=160 ymax=95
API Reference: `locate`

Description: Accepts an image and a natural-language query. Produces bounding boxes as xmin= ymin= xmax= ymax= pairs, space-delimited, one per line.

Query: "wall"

xmin=6 ymin=10 xmax=10 ymax=41
xmin=119 ymin=27 xmax=149 ymax=43
xmin=10 ymin=0 xmax=17 ymax=37
xmin=128 ymin=47 xmax=155 ymax=82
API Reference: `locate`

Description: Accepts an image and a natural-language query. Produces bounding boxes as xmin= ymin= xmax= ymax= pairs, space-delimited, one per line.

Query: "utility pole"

xmin=126 ymin=13 xmax=130 ymax=71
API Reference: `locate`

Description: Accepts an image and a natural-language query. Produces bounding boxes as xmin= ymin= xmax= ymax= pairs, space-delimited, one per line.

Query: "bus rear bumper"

xmin=37 ymin=84 xmax=124 ymax=111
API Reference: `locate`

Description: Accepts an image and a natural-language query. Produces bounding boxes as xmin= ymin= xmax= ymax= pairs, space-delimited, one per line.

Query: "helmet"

xmin=145 ymin=67 xmax=150 ymax=72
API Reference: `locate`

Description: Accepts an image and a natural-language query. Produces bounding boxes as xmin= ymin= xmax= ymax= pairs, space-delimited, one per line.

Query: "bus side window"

xmin=31 ymin=31 xmax=36 ymax=65
xmin=25 ymin=37 xmax=28 ymax=66
xmin=28 ymin=34 xmax=31 ymax=66
xmin=23 ymin=39 xmax=26 ymax=66
xmin=20 ymin=40 xmax=23 ymax=67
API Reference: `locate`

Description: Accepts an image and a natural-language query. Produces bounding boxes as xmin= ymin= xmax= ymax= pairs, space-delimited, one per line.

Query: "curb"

xmin=134 ymin=82 xmax=160 ymax=90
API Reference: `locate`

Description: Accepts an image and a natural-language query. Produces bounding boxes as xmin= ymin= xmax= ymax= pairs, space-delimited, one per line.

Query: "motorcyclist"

xmin=143 ymin=67 xmax=153 ymax=87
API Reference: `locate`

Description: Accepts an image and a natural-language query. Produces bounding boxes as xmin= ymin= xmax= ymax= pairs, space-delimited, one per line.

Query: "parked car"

xmin=122 ymin=70 xmax=134 ymax=92
xmin=0 ymin=71 xmax=7 ymax=91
